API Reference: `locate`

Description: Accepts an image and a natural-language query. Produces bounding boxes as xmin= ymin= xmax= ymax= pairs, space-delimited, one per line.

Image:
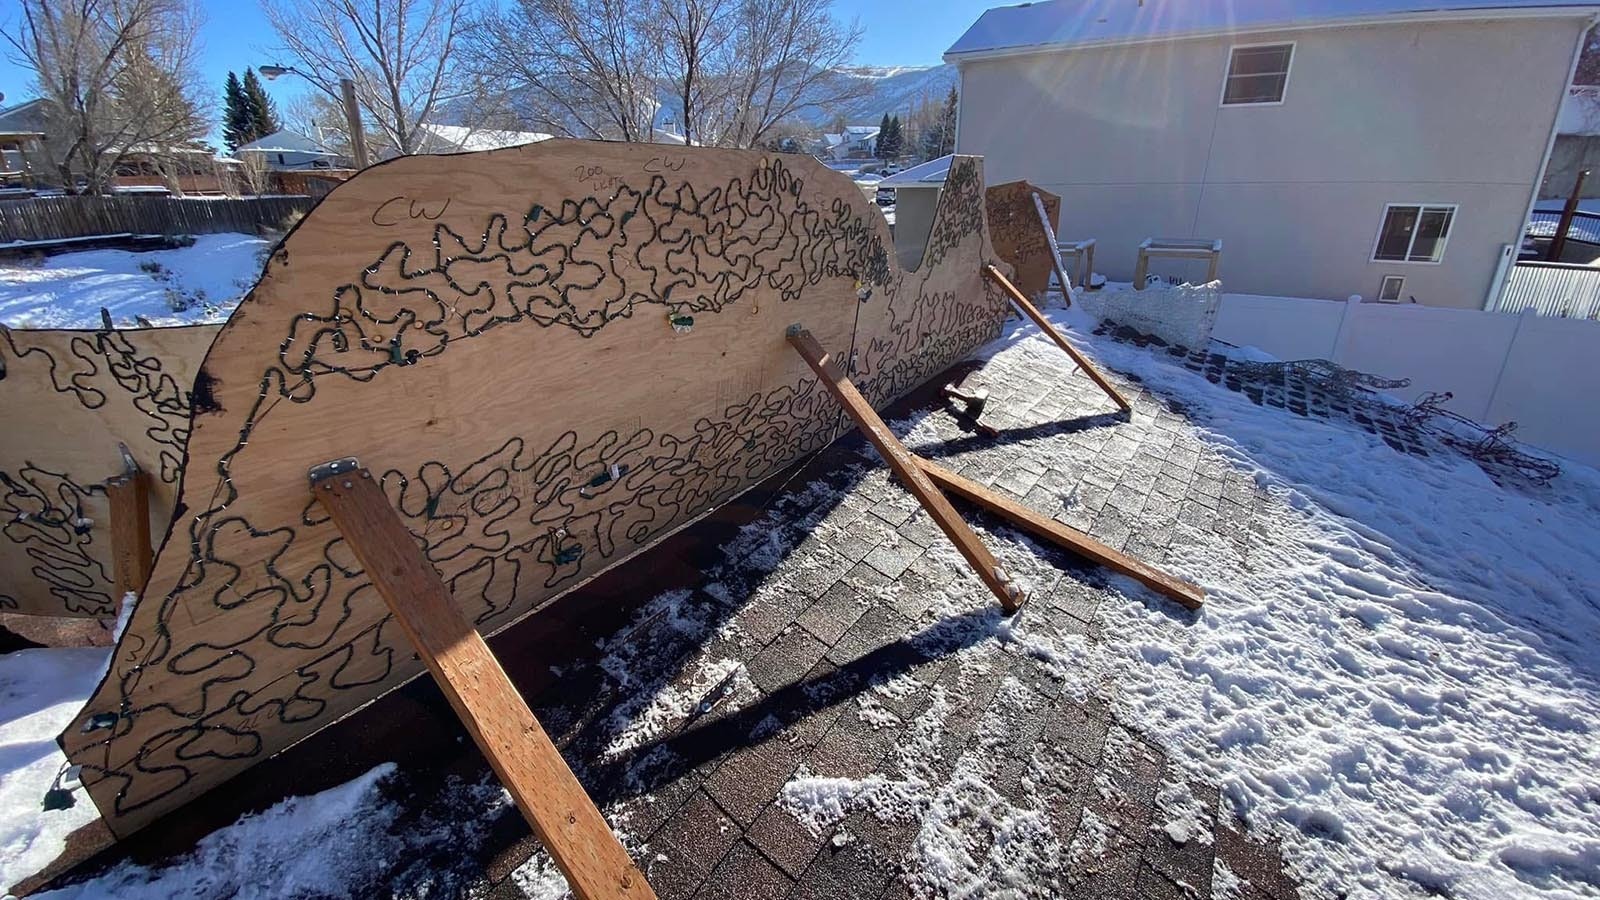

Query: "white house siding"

xmin=955 ymin=17 xmax=1590 ymax=309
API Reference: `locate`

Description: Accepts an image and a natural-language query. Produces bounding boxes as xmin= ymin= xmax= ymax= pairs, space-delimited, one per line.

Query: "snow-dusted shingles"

xmin=982 ymin=305 xmax=1600 ymax=899
xmin=5 ymin=295 xmax=1600 ymax=899
xmin=945 ymin=0 xmax=1600 ymax=61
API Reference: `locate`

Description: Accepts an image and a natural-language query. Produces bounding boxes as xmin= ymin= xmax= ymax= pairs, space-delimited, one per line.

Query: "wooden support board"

xmin=314 ymin=466 xmax=654 ymax=900
xmin=787 ymin=327 xmax=1022 ymax=613
xmin=60 ymin=141 xmax=1011 ymax=840
xmin=984 ymin=181 xmax=1061 ymax=301
xmin=1134 ymin=238 xmax=1222 ymax=290
xmin=914 ymin=458 xmax=1204 ymax=610
xmin=982 ymin=265 xmax=1133 ymax=413
xmin=0 ymin=324 xmax=219 ymax=617
xmin=104 ymin=469 xmax=153 ymax=601
xmin=1031 ymin=191 xmax=1076 ymax=299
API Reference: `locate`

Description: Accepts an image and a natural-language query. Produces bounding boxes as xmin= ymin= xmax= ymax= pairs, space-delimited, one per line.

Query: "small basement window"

xmin=1373 ymin=204 xmax=1456 ymax=263
xmin=1222 ymin=43 xmax=1293 ymax=105
xmin=1378 ymin=275 xmax=1405 ymax=302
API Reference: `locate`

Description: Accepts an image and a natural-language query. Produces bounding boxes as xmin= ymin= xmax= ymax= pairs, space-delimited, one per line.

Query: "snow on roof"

xmin=844 ymin=125 xmax=880 ymax=136
xmin=236 ymin=130 xmax=336 ymax=155
xmin=946 ymin=0 xmax=1600 ymax=60
xmin=419 ymin=124 xmax=553 ymax=152
xmin=879 ymin=155 xmax=953 ymax=188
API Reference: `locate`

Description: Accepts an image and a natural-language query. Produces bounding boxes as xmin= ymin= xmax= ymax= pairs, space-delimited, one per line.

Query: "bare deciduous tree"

xmin=713 ymin=0 xmax=863 ymax=149
xmin=463 ymin=0 xmax=863 ymax=149
xmin=235 ymin=149 xmax=271 ymax=195
xmin=466 ymin=0 xmax=661 ymax=141
xmin=3 ymin=0 xmax=208 ymax=194
xmin=656 ymin=0 xmax=732 ymax=146
xmin=261 ymin=0 xmax=471 ymax=157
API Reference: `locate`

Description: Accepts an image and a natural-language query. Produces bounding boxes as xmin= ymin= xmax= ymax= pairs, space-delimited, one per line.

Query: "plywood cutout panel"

xmin=0 ymin=324 xmax=219 ymax=617
xmin=61 ymin=142 xmax=1006 ymax=838
xmin=984 ymin=181 xmax=1060 ymax=302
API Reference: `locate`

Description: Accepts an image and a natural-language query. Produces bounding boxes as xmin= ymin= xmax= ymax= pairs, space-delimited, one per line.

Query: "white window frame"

xmin=1371 ymin=203 xmax=1458 ymax=265
xmin=1219 ymin=41 xmax=1295 ymax=108
xmin=1378 ymin=275 xmax=1406 ymax=303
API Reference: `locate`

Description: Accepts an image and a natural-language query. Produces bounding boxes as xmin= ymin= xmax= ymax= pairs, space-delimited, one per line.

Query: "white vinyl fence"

xmin=1212 ymin=294 xmax=1600 ymax=467
xmin=1494 ymin=262 xmax=1600 ymax=319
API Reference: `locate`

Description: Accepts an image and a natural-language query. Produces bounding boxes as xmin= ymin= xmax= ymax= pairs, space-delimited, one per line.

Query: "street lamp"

xmin=258 ymin=64 xmax=370 ymax=169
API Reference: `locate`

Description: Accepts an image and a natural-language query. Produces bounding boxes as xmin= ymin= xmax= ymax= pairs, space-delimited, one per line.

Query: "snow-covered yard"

xmin=2 ymin=303 xmax=1598 ymax=899
xmin=0 ymin=234 xmax=271 ymax=329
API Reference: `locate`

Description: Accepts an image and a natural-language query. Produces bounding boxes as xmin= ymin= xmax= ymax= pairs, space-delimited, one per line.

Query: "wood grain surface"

xmin=59 ymin=141 xmax=1008 ymax=839
xmin=984 ymin=181 xmax=1060 ymax=301
xmin=0 ymin=324 xmax=219 ymax=617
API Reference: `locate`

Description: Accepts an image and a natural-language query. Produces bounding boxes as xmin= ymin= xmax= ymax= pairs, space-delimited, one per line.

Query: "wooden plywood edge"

xmin=55 ymin=142 xmax=1009 ymax=843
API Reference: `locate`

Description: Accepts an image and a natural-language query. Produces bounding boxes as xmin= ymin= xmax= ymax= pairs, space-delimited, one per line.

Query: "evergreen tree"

xmin=918 ymin=113 xmax=943 ymax=161
xmin=241 ymin=69 xmax=282 ymax=141
xmin=222 ymin=71 xmax=250 ymax=151
xmin=876 ymin=113 xmax=891 ymax=159
xmin=884 ymin=115 xmax=903 ymax=158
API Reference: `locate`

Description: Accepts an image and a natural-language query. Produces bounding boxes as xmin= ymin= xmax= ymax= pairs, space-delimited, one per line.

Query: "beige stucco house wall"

xmin=952 ymin=13 xmax=1594 ymax=309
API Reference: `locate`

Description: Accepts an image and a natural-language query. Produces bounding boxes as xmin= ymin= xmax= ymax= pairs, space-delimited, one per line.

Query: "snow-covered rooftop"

xmin=418 ymin=124 xmax=554 ymax=152
xmin=946 ymin=0 xmax=1600 ymax=60
xmin=879 ymin=154 xmax=953 ymax=188
xmin=235 ymin=129 xmax=336 ymax=156
xmin=7 ymin=298 xmax=1597 ymax=899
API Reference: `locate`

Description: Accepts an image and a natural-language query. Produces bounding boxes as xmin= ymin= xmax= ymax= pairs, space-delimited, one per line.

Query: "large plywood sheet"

xmin=985 ymin=181 xmax=1060 ymax=301
xmin=0 ymin=324 xmax=220 ymax=617
xmin=60 ymin=142 xmax=1006 ymax=838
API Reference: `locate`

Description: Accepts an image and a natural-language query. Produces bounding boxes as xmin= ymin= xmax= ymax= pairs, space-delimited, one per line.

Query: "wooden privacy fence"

xmin=1494 ymin=261 xmax=1600 ymax=320
xmin=0 ymin=194 xmax=314 ymax=244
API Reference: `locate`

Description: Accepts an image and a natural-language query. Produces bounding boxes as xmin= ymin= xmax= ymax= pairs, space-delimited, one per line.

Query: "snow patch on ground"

xmin=0 ymin=233 xmax=270 ymax=328
xmin=40 ymin=766 xmax=516 ymax=899
xmin=779 ymin=673 xmax=1074 ymax=896
xmin=41 ymin=764 xmax=402 ymax=899
xmin=0 ymin=648 xmax=107 ymax=890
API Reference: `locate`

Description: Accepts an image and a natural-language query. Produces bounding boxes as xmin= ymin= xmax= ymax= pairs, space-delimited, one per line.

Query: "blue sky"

xmin=0 ymin=0 xmax=991 ymax=144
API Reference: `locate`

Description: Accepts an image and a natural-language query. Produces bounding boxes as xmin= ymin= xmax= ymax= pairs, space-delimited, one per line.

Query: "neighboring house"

xmin=821 ymin=126 xmax=880 ymax=160
xmin=947 ymin=0 xmax=1600 ymax=309
xmin=0 ymin=99 xmax=49 ymax=189
xmin=110 ymin=143 xmax=241 ymax=195
xmin=879 ymin=155 xmax=954 ymax=267
xmin=236 ymin=130 xmax=348 ymax=171
xmin=415 ymin=124 xmax=553 ymax=153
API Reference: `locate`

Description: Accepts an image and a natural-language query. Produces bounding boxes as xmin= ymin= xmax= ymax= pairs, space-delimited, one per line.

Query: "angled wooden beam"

xmin=312 ymin=461 xmax=654 ymax=900
xmin=983 ymin=264 xmax=1133 ymax=413
xmin=914 ymin=457 xmax=1204 ymax=610
xmin=786 ymin=326 xmax=1025 ymax=613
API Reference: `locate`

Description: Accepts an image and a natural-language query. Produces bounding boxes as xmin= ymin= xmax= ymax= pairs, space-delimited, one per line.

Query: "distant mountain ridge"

xmin=432 ymin=63 xmax=958 ymax=135
xmin=804 ymin=64 xmax=958 ymax=127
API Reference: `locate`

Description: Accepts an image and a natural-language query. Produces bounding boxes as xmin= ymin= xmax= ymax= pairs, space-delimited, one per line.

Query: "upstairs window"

xmin=1374 ymin=204 xmax=1457 ymax=263
xmin=1223 ymin=43 xmax=1294 ymax=105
